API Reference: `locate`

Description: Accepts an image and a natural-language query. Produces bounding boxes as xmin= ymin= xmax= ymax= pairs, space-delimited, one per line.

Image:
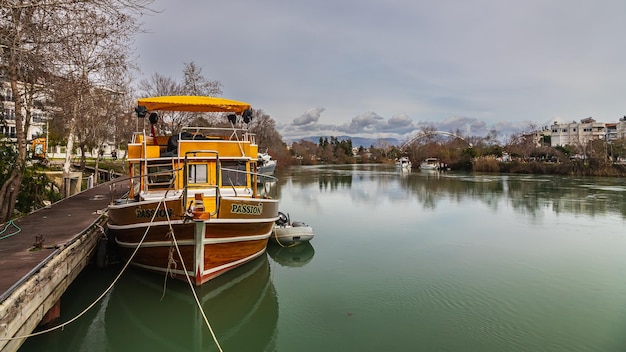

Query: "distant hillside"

xmin=285 ymin=135 xmax=403 ymax=148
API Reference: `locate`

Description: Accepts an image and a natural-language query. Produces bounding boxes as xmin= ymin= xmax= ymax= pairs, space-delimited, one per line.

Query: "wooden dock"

xmin=0 ymin=180 xmax=126 ymax=352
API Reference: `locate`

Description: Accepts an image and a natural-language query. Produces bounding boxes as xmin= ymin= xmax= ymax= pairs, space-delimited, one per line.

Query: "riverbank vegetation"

xmin=287 ymin=129 xmax=626 ymax=177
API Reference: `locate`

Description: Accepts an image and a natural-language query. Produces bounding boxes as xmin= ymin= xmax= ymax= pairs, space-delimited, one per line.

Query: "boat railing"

xmin=114 ymin=145 xmax=276 ymax=210
xmin=221 ymin=167 xmax=278 ymax=197
xmin=110 ymin=167 xmax=182 ymax=205
xmin=179 ymin=126 xmax=257 ymax=145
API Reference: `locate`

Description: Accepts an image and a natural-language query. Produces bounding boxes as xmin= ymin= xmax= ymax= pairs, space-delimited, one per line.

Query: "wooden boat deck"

xmin=0 ymin=181 xmax=126 ymax=299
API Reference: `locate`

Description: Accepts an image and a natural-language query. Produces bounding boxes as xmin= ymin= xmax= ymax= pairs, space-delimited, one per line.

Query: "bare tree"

xmin=290 ymin=140 xmax=319 ymax=165
xmin=138 ymin=62 xmax=223 ymax=133
xmin=247 ymin=109 xmax=282 ymax=148
xmin=246 ymin=108 xmax=291 ymax=165
xmin=49 ymin=2 xmax=147 ymax=176
xmin=0 ymin=0 xmax=153 ymax=221
xmin=138 ymin=72 xmax=181 ymax=97
xmin=182 ymin=61 xmax=222 ymax=96
xmin=138 ymin=72 xmax=181 ymax=133
xmin=0 ymin=1 xmax=52 ymax=221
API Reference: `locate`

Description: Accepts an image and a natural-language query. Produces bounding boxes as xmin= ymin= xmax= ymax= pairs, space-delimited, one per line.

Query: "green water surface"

xmin=19 ymin=165 xmax=626 ymax=351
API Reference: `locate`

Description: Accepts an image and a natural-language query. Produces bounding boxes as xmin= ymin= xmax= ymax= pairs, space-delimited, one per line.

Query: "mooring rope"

xmin=0 ymin=198 xmax=166 ymax=342
xmin=273 ymin=225 xmax=297 ymax=248
xmin=160 ymin=205 xmax=224 ymax=352
xmin=160 ymin=229 xmax=177 ymax=301
xmin=1 ymin=187 xmax=224 ymax=351
xmin=171 ymin=231 xmax=224 ymax=352
xmin=0 ymin=220 xmax=21 ymax=240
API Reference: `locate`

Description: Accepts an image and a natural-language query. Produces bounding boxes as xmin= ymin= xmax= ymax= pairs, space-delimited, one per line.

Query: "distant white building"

xmin=1 ymin=80 xmax=48 ymax=143
xmin=605 ymin=117 xmax=626 ymax=142
xmin=550 ymin=117 xmax=606 ymax=147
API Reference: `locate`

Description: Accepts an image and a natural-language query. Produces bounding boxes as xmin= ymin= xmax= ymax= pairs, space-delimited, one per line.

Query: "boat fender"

xmin=292 ymin=221 xmax=307 ymax=227
xmin=96 ymin=237 xmax=109 ymax=269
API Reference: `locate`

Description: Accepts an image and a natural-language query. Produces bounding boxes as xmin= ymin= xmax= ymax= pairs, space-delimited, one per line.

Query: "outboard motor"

xmin=275 ymin=212 xmax=289 ymax=227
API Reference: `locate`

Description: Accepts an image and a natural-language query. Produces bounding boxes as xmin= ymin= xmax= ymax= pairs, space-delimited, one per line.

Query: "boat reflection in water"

xmin=106 ymin=254 xmax=277 ymax=351
xmin=267 ymin=242 xmax=315 ymax=268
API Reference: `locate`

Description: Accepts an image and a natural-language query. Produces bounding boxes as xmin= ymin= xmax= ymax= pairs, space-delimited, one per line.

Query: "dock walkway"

xmin=0 ymin=183 xmax=116 ymax=297
xmin=0 ymin=180 xmax=127 ymax=352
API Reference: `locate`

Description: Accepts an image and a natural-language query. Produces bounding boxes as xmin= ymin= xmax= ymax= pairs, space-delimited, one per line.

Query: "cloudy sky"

xmin=134 ymin=0 xmax=626 ymax=142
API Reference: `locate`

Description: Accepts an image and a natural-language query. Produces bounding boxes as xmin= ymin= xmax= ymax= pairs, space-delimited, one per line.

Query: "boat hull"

xmin=270 ymin=225 xmax=315 ymax=246
xmin=419 ymin=164 xmax=439 ymax=170
xmin=258 ymin=162 xmax=276 ymax=176
xmin=108 ymin=197 xmax=279 ymax=285
xmin=420 ymin=158 xmax=440 ymax=170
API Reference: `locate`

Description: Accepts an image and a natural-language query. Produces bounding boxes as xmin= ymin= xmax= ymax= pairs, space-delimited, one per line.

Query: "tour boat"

xmin=107 ymin=95 xmax=280 ymax=285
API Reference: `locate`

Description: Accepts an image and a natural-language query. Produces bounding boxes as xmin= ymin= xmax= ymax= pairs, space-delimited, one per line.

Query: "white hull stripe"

xmin=115 ymin=231 xmax=272 ymax=248
xmin=107 ymin=216 xmax=279 ymax=230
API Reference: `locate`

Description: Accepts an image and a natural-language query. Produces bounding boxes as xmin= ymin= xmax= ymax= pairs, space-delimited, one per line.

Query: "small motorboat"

xmin=397 ymin=156 xmax=412 ymax=171
xmin=257 ymin=147 xmax=277 ymax=176
xmin=271 ymin=212 xmax=314 ymax=247
xmin=420 ymin=157 xmax=440 ymax=170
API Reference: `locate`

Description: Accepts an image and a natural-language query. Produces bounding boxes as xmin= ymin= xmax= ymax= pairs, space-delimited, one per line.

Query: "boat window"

xmin=188 ymin=164 xmax=208 ymax=184
xmin=221 ymin=161 xmax=247 ymax=187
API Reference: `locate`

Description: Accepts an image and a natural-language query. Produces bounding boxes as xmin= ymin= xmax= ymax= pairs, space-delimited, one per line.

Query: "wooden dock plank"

xmin=0 ymin=181 xmax=123 ymax=298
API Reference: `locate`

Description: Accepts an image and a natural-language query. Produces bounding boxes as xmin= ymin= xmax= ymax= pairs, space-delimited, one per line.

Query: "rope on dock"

xmin=0 ymin=220 xmax=21 ymax=240
xmin=0 ymin=198 xmax=165 ymax=342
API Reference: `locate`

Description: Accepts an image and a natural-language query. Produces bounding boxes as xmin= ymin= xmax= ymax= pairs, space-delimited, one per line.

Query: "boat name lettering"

xmin=230 ymin=203 xmax=263 ymax=215
xmin=135 ymin=208 xmax=173 ymax=218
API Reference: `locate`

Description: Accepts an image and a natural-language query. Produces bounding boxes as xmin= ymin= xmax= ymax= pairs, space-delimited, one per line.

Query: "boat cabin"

xmin=125 ymin=126 xmax=264 ymax=214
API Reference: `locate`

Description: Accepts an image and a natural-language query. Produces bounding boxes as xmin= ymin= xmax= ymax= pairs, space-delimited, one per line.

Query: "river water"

xmin=19 ymin=164 xmax=626 ymax=352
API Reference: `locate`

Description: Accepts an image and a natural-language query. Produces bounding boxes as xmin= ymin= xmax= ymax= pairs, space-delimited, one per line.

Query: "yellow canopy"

xmin=137 ymin=96 xmax=251 ymax=114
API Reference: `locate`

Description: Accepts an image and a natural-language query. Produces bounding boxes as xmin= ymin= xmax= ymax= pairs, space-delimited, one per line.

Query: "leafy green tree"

xmin=555 ymin=145 xmax=572 ymax=158
xmin=16 ymin=167 xmax=61 ymax=215
xmin=0 ymin=141 xmax=18 ymax=189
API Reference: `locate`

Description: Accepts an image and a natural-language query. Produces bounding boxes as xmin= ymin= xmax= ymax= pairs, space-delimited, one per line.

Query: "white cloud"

xmin=135 ymin=0 xmax=626 ymax=141
xmin=292 ymin=107 xmax=325 ymax=126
